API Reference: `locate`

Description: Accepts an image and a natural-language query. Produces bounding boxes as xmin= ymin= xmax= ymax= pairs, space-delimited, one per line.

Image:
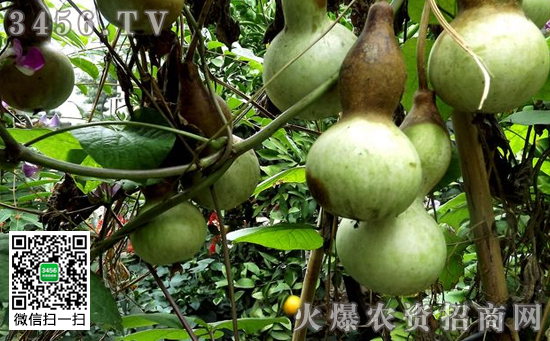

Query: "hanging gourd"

xmin=262 ymin=0 xmax=357 ymax=120
xmin=306 ymin=1 xmax=422 ymax=221
xmin=0 ymin=0 xmax=75 ymax=112
xmin=428 ymin=0 xmax=550 ymax=113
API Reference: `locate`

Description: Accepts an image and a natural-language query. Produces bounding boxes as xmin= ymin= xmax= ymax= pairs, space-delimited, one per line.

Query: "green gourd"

xmin=262 ymin=0 xmax=356 ymax=120
xmin=130 ymin=200 xmax=207 ymax=265
xmin=428 ymin=0 xmax=550 ymax=113
xmin=336 ymin=197 xmax=447 ymax=296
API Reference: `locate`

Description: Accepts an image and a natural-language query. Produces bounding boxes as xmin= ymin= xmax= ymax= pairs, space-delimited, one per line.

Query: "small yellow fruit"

xmin=283 ymin=295 xmax=301 ymax=316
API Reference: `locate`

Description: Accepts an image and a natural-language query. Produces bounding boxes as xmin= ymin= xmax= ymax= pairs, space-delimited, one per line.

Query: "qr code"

xmin=9 ymin=232 xmax=90 ymax=330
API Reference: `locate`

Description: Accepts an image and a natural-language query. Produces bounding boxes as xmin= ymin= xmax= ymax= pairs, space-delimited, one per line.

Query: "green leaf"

xmin=17 ymin=192 xmax=51 ymax=203
xmin=402 ymin=38 xmax=433 ymax=112
xmin=90 ymin=273 xmax=123 ymax=332
xmin=122 ymin=313 xmax=195 ymax=330
xmin=76 ymin=84 xmax=88 ymax=96
xmin=210 ymin=317 xmax=290 ymax=334
xmin=70 ymin=57 xmax=100 ymax=80
xmin=116 ymin=328 xmax=214 ymax=341
xmin=253 ymin=167 xmax=306 ymax=196
xmin=401 ymin=38 xmax=453 ymax=121
xmin=437 ymin=193 xmax=470 ymax=229
xmin=235 ymin=278 xmax=256 ymax=289
xmin=500 ymin=110 xmax=550 ymax=125
xmin=17 ymin=179 xmax=58 ymax=189
xmin=408 ymin=0 xmax=456 ymax=24
xmin=52 ymin=23 xmax=86 ymax=50
xmin=439 ymin=227 xmax=468 ymax=290
xmin=71 ymin=126 xmax=176 ymax=170
xmin=435 ymin=146 xmax=461 ymax=190
xmin=6 ymin=129 xmax=86 ymax=163
xmin=0 ymin=234 xmax=8 ymax=302
xmin=227 ymin=224 xmax=322 ymax=250
xmin=131 ymin=107 xmax=171 ymax=127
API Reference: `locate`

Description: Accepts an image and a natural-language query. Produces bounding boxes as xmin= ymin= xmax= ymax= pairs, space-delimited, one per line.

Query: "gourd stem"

xmin=452 ymin=111 xmax=513 ymax=340
xmin=417 ymin=0 xmax=430 ymax=91
xmin=282 ymin=0 xmax=329 ymax=31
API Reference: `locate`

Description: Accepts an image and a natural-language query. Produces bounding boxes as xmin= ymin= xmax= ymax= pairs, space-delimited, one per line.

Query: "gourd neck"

xmin=458 ymin=0 xmax=520 ymax=12
xmin=282 ymin=0 xmax=331 ymax=32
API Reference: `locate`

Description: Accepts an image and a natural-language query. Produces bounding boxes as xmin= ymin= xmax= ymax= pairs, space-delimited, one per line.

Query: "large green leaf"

xmin=253 ymin=166 xmax=306 ymax=196
xmin=0 ymin=234 xmax=8 ymax=302
xmin=500 ymin=110 xmax=550 ymax=126
xmin=72 ymin=126 xmax=176 ymax=170
xmin=227 ymin=224 xmax=322 ymax=250
xmin=90 ymin=273 xmax=123 ymax=332
xmin=210 ymin=317 xmax=290 ymax=334
xmin=6 ymin=129 xmax=86 ymax=164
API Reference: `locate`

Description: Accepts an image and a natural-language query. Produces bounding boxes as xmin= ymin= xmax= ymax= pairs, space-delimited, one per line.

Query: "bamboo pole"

xmin=452 ymin=111 xmax=512 ymax=341
xmin=292 ymin=209 xmax=334 ymax=341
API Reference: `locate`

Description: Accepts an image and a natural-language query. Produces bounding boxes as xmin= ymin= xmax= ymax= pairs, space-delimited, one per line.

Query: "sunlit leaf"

xmin=227 ymin=224 xmax=322 ymax=250
xmin=253 ymin=167 xmax=306 ymax=196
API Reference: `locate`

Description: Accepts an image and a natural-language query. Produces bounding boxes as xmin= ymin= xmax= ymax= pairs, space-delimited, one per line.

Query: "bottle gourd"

xmin=130 ymin=200 xmax=207 ymax=265
xmin=0 ymin=0 xmax=75 ymax=112
xmin=336 ymin=86 xmax=451 ymax=297
xmin=428 ymin=0 xmax=550 ymax=113
xmin=262 ymin=0 xmax=357 ymax=120
xmin=306 ymin=1 xmax=422 ymax=221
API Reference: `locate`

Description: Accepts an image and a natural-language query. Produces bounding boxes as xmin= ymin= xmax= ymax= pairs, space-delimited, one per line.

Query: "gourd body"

xmin=336 ymin=198 xmax=447 ymax=296
xmin=262 ymin=0 xmax=356 ymax=120
xmin=428 ymin=2 xmax=550 ymax=113
xmin=306 ymin=115 xmax=422 ymax=221
xmin=96 ymin=0 xmax=184 ymax=34
xmin=0 ymin=42 xmax=75 ymax=112
xmin=400 ymin=91 xmax=452 ymax=196
xmin=130 ymin=201 xmax=206 ymax=265
xmin=193 ymin=139 xmax=261 ymax=210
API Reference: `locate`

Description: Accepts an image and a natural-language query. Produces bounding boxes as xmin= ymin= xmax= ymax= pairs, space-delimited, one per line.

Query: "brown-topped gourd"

xmin=306 ymin=1 xmax=422 ymax=221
